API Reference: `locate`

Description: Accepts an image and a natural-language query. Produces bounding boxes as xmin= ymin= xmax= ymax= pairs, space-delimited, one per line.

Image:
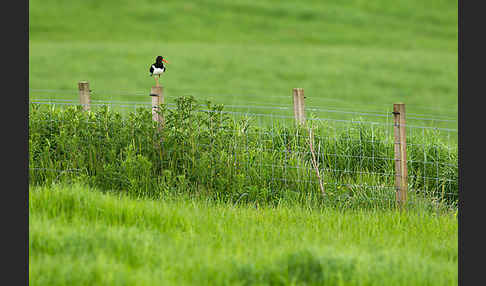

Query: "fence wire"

xmin=29 ymin=88 xmax=458 ymax=118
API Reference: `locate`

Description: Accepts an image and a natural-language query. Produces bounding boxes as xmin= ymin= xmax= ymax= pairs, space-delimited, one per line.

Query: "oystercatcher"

xmin=149 ymin=56 xmax=169 ymax=86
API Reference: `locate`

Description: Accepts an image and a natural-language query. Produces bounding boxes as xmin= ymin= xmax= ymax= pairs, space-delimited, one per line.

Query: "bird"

xmin=149 ymin=56 xmax=169 ymax=86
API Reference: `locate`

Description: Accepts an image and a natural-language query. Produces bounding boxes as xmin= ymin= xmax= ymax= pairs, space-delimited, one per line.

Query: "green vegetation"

xmin=30 ymin=183 xmax=458 ymax=286
xmin=29 ymin=97 xmax=458 ymax=208
xmin=29 ymin=1 xmax=458 ymax=284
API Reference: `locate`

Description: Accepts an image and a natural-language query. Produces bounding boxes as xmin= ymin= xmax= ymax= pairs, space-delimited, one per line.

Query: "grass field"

xmin=30 ymin=183 xmax=458 ymax=286
xmin=29 ymin=0 xmax=458 ymax=128
xmin=29 ymin=1 xmax=458 ymax=285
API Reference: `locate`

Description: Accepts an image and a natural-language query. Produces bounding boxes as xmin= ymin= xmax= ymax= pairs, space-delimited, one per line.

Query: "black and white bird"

xmin=149 ymin=56 xmax=169 ymax=86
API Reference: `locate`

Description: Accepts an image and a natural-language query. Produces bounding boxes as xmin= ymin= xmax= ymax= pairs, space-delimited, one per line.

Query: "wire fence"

xmin=29 ymin=88 xmax=458 ymax=118
xmin=28 ymin=87 xmax=458 ymax=208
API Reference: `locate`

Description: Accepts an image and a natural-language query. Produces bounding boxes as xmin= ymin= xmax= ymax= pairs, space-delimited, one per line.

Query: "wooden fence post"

xmin=393 ymin=103 xmax=408 ymax=207
xmin=78 ymin=81 xmax=91 ymax=111
xmin=299 ymin=88 xmax=305 ymax=124
xmin=150 ymin=86 xmax=164 ymax=126
xmin=292 ymin=88 xmax=305 ymax=125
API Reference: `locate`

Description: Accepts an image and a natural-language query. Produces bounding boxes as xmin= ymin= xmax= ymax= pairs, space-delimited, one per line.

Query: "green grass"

xmin=30 ymin=183 xmax=458 ymax=286
xmin=29 ymin=0 xmax=458 ymax=128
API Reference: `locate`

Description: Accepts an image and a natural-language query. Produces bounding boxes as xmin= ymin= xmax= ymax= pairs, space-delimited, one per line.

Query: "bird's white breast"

xmin=152 ymin=65 xmax=165 ymax=75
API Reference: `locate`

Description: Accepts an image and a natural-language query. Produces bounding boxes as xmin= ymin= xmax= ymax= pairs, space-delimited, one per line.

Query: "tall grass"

xmin=29 ymin=183 xmax=458 ymax=286
xmin=29 ymin=96 xmax=457 ymax=209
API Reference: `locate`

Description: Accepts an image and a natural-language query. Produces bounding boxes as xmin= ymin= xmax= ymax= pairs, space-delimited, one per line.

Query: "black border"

xmin=4 ymin=0 xmax=28 ymax=284
xmin=459 ymin=1 xmax=482 ymax=285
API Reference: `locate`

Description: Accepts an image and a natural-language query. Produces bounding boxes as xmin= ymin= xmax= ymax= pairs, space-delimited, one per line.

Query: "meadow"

xmin=28 ymin=98 xmax=458 ymax=285
xmin=30 ymin=183 xmax=458 ymax=286
xmin=29 ymin=0 xmax=458 ymax=285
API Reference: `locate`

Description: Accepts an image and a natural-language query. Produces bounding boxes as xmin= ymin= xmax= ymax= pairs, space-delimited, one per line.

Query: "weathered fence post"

xmin=292 ymin=88 xmax=305 ymax=125
xmin=78 ymin=81 xmax=91 ymax=111
xmin=393 ymin=103 xmax=408 ymax=207
xmin=150 ymin=86 xmax=164 ymax=126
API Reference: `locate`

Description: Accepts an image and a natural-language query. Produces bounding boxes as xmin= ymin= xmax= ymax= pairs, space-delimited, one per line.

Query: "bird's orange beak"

xmin=162 ymin=59 xmax=169 ymax=63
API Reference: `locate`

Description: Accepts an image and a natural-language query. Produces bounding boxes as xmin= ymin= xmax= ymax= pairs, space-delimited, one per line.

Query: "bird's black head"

xmin=155 ymin=56 xmax=169 ymax=65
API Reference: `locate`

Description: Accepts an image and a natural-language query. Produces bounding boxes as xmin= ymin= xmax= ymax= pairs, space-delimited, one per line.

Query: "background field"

xmin=29 ymin=0 xmax=458 ymax=128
